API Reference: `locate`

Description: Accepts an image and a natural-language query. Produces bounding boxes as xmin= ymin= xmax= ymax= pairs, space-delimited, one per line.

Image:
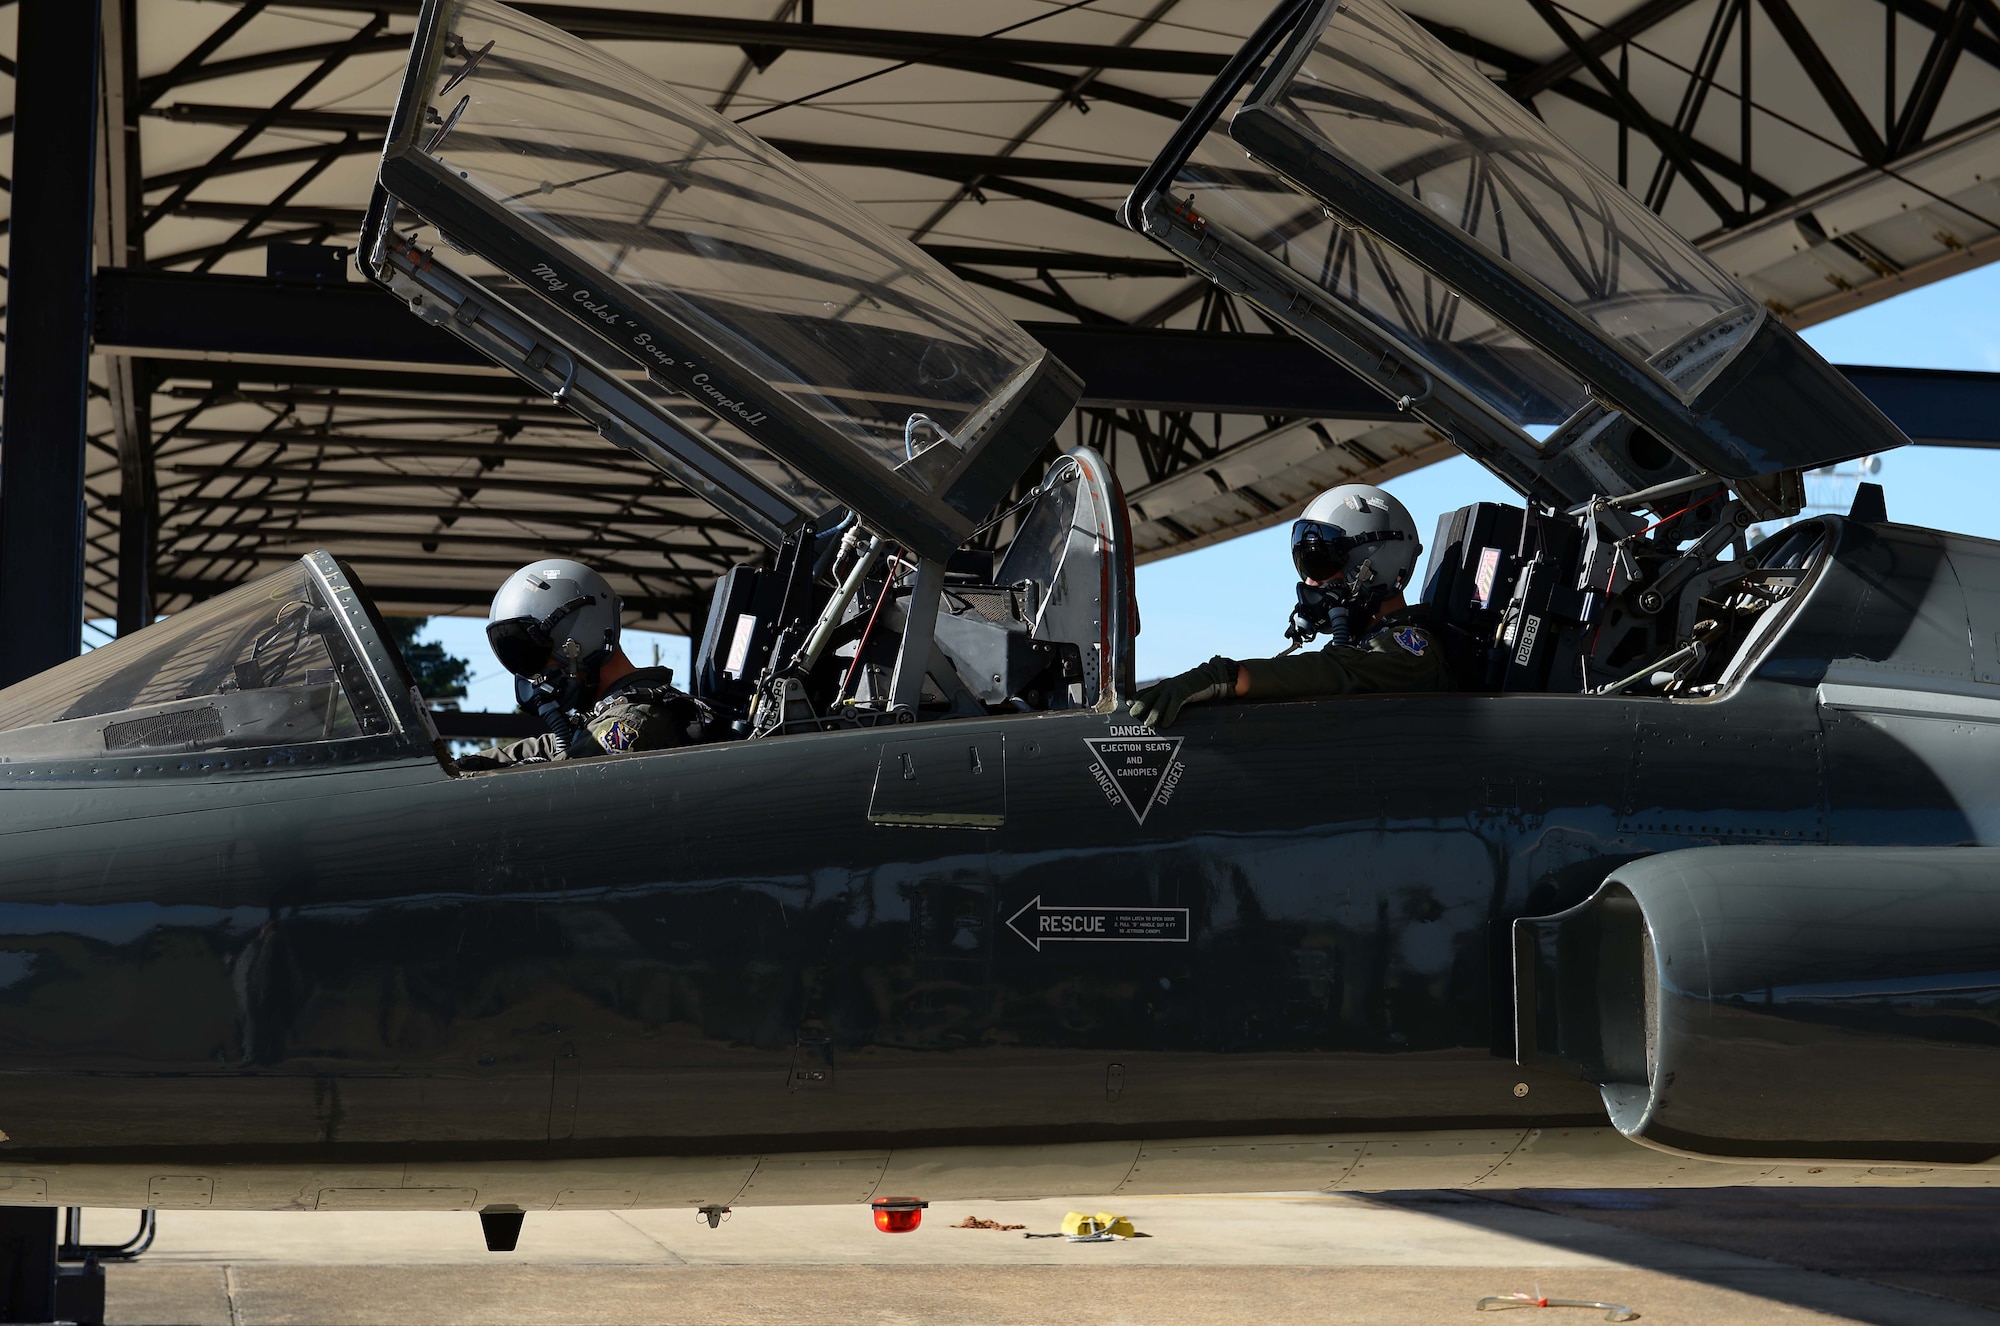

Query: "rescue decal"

xmin=1085 ymin=729 xmax=1184 ymax=824
xmin=1005 ymin=896 xmax=1191 ymax=951
xmin=1393 ymin=627 xmax=1429 ymax=657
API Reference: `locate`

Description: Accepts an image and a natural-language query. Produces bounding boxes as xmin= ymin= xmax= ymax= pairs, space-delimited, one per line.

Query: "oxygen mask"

xmin=1284 ymin=581 xmax=1351 ymax=649
xmin=1282 ymin=559 xmax=1395 ymax=649
xmin=512 ymin=639 xmax=597 ymax=757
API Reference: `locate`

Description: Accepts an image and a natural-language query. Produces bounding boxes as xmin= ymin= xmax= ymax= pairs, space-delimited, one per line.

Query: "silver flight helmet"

xmin=486 ymin=559 xmax=623 ymax=704
xmin=1290 ymin=484 xmax=1422 ymax=616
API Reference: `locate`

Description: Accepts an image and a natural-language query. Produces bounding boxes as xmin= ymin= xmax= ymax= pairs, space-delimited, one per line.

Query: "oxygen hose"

xmin=516 ymin=672 xmax=594 ymax=756
xmin=533 ymin=691 xmax=592 ymax=756
xmin=1282 ymin=581 xmax=1350 ymax=653
xmin=809 ymin=509 xmax=858 ymax=581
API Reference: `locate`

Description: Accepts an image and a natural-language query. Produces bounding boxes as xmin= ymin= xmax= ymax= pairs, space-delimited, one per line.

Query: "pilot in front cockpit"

xmin=455 ymin=560 xmax=705 ymax=771
xmin=1129 ymin=484 xmax=1455 ymax=729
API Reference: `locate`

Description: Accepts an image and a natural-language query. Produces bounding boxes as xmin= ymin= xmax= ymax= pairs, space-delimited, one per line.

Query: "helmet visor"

xmin=1291 ymin=520 xmax=1354 ymax=584
xmin=1292 ymin=519 xmax=1410 ymax=584
xmin=487 ymin=616 xmax=553 ymax=677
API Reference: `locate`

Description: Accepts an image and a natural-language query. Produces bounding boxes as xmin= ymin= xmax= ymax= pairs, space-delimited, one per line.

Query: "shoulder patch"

xmin=1392 ymin=626 xmax=1430 ymax=657
xmin=596 ymin=718 xmax=637 ymax=752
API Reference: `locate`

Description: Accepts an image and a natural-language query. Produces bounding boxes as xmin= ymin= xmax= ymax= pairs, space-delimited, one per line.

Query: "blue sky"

xmin=424 ymin=263 xmax=2000 ymax=709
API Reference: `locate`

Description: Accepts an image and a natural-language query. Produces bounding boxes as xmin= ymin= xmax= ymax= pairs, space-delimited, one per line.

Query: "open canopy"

xmin=1128 ymin=0 xmax=1910 ymax=506
xmin=369 ymin=0 xmax=1080 ymax=563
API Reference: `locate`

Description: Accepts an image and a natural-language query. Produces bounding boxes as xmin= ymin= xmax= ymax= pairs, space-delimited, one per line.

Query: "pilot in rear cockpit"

xmin=455 ymin=560 xmax=705 ymax=771
xmin=1129 ymin=484 xmax=1455 ymax=729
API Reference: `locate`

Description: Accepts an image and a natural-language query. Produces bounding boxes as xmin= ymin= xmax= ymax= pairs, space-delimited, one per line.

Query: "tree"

xmin=384 ymin=617 xmax=471 ymax=707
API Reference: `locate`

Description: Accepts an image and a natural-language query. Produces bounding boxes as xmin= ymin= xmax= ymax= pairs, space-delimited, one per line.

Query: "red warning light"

xmin=871 ymin=1197 xmax=927 ymax=1233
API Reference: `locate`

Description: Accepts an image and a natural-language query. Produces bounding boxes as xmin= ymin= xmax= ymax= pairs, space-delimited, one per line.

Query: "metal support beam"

xmin=1833 ymin=364 xmax=2000 ymax=444
xmin=139 ymin=32 xmax=406 ymax=103
xmin=96 ymin=269 xmax=490 ymax=368
xmin=1643 ymin=0 xmax=1741 ymax=215
xmin=105 ymin=0 xmax=153 ymax=634
xmin=919 ymin=246 xmax=1183 ymax=277
xmin=164 ymin=496 xmax=729 ymax=527
xmin=139 ymin=121 xmax=1139 ymax=200
xmin=154 ymin=104 xmax=386 ymax=134
xmin=112 ymin=360 xmax=155 ymax=634
xmin=91 ymin=272 xmax=2000 ymax=445
xmin=1892 ymin=0 xmax=1977 ymax=153
xmin=1526 ymin=0 xmax=1744 ymax=223
xmin=203 ymin=1 xmax=1230 ymax=75
xmin=767 ymin=139 xmax=1144 ymax=185
xmin=194 ymin=132 xmax=357 ymax=274
xmin=0 ymin=0 xmax=103 ymax=683
xmin=1878 ymin=0 xmax=2000 ymax=75
xmin=1507 ymin=0 xmax=1707 ymax=99
xmin=157 ymin=526 xmax=734 ymax=563
xmin=157 ymin=467 xmax=694 ymax=503
xmin=155 ymin=363 xmax=555 ymax=397
xmin=1758 ymin=0 xmax=1890 ymax=163
xmin=144 ymin=137 xmax=385 ymax=193
xmin=158 ymin=185 xmax=1132 ymax=242
xmin=135 ymin=1 xmax=269 ymax=110
xmin=92 ymin=271 xmax=1397 ymax=417
xmin=142 ymin=13 xmax=386 ymax=231
xmin=1416 ymin=21 xmax=1791 ymax=211
xmin=160 ymin=430 xmax=654 ymax=467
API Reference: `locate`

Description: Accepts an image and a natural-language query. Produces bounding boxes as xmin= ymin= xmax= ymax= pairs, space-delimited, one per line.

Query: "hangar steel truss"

xmin=1 ymin=0 xmax=1997 ymax=637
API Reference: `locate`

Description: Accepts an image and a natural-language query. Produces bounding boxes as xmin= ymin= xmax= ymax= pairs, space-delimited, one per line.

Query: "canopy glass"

xmin=1126 ymin=0 xmax=1907 ymax=494
xmin=1243 ymin=0 xmax=1763 ymax=403
xmin=1177 ymin=134 xmax=1591 ymax=435
xmin=0 ymin=559 xmax=399 ymax=764
xmin=374 ymin=0 xmax=1077 ymax=561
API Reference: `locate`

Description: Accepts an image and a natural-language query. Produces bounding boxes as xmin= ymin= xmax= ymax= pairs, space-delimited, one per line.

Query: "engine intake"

xmin=1515 ymin=846 xmax=2000 ymax=1165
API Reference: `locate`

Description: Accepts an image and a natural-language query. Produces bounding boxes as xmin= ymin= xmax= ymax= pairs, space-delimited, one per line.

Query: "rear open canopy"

xmin=1128 ymin=0 xmax=1909 ymax=504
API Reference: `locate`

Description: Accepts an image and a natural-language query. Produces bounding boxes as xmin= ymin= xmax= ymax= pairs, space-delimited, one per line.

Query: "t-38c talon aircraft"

xmin=0 ymin=0 xmax=1998 ymax=1290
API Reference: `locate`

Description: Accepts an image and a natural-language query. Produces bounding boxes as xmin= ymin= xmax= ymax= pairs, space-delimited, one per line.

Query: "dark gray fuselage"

xmin=0 ymin=516 xmax=1992 ymax=1203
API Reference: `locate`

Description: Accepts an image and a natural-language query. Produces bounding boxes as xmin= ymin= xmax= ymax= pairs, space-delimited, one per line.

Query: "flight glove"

xmin=1127 ymin=655 xmax=1237 ymax=730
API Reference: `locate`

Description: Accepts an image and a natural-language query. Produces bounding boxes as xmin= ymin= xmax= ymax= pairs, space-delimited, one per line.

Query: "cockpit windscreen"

xmin=0 ymin=561 xmax=396 ymax=764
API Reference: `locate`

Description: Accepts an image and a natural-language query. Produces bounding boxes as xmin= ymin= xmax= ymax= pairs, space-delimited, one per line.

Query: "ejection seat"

xmin=690 ymin=446 xmax=1138 ymax=734
xmin=1421 ymin=502 xmax=1552 ymax=692
xmin=796 ymin=448 xmax=1136 ymax=732
xmin=1421 ymin=497 xmax=1835 ymax=699
xmin=927 ymin=446 xmax=1139 ymax=714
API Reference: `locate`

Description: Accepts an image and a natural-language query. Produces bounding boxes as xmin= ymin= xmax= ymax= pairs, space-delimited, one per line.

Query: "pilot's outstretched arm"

xmin=1129 ymin=612 xmax=1453 ymax=728
xmin=454 ymin=731 xmax=568 ymax=771
xmin=1240 ymin=620 xmax=1451 ymax=700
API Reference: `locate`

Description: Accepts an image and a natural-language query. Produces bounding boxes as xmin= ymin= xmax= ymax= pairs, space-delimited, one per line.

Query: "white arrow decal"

xmin=1005 ymin=896 xmax=1192 ymax=951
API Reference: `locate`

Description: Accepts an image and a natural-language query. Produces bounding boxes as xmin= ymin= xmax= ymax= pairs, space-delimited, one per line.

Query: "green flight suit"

xmin=456 ymin=666 xmax=702 ymax=770
xmin=1242 ymin=605 xmax=1456 ymax=700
